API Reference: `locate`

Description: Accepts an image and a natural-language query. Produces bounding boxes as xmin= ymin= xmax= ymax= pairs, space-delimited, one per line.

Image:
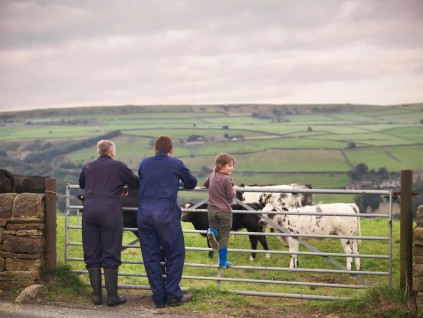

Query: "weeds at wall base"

xmin=321 ymin=284 xmax=420 ymax=318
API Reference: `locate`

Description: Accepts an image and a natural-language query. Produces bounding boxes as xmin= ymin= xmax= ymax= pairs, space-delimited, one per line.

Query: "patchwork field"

xmin=0 ymin=103 xmax=422 ymax=205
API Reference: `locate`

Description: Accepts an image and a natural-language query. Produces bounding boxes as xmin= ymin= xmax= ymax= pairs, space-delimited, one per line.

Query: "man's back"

xmin=139 ymin=152 xmax=197 ymax=202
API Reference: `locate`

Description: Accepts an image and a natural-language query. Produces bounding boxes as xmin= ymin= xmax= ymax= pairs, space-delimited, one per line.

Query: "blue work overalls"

xmin=79 ymin=155 xmax=139 ymax=269
xmin=137 ymin=152 xmax=197 ymax=307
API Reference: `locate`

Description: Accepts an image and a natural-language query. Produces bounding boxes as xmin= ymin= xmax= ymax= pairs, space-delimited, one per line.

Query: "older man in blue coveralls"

xmin=79 ymin=139 xmax=139 ymax=306
xmin=137 ymin=135 xmax=197 ymax=308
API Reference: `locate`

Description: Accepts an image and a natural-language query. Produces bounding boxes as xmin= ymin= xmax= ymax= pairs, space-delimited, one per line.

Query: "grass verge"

xmin=321 ymin=284 xmax=419 ymax=318
xmin=38 ymin=264 xmax=89 ymax=303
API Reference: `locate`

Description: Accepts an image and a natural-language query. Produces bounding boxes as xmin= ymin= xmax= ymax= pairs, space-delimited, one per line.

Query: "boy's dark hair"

xmin=154 ymin=135 xmax=173 ymax=153
xmin=215 ymin=153 xmax=235 ymax=171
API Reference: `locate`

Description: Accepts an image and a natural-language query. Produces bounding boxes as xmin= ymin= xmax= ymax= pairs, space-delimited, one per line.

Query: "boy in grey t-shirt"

xmin=203 ymin=153 xmax=237 ymax=268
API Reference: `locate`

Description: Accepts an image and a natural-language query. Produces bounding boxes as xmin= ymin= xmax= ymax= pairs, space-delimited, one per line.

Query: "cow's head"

xmin=0 ymin=169 xmax=15 ymax=193
xmin=76 ymin=194 xmax=85 ymax=213
xmin=181 ymin=203 xmax=193 ymax=222
xmin=258 ymin=207 xmax=287 ymax=227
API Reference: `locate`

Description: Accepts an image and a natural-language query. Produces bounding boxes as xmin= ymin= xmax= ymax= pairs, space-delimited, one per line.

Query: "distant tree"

xmin=376 ymin=167 xmax=389 ymax=177
xmin=348 ymin=142 xmax=356 ymax=149
xmin=308 ymin=127 xmax=312 ymax=132
xmin=41 ymin=142 xmax=53 ymax=150
xmin=24 ymin=130 xmax=122 ymax=164
xmin=222 ymin=125 xmax=229 ymax=130
xmin=60 ymin=161 xmax=76 ymax=169
xmin=348 ymin=162 xmax=369 ymax=180
xmin=356 ymin=163 xmax=369 ymax=174
xmin=0 ymin=114 xmax=15 ymax=122
xmin=354 ymin=194 xmax=383 ymax=213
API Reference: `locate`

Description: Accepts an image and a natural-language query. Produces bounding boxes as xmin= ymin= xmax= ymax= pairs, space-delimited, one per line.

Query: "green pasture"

xmin=124 ymin=128 xmax=263 ymax=138
xmin=383 ymin=126 xmax=423 ymax=142
xmin=309 ymin=125 xmax=373 ymax=134
xmin=0 ymin=125 xmax=103 ymax=140
xmin=353 ymin=124 xmax=413 ymax=132
xmin=376 ymin=109 xmax=423 ymax=122
xmin=180 ymin=148 xmax=351 ymax=172
xmin=233 ymin=149 xmax=350 ymax=172
xmin=105 ymin=111 xmax=227 ymax=120
xmin=344 ymin=146 xmax=423 ymax=171
xmin=284 ymin=114 xmax=342 ymax=123
xmin=179 ymin=138 xmax=349 ymax=156
xmin=383 ymin=146 xmax=423 ymax=170
xmin=58 ymin=214 xmax=397 ymax=299
xmin=197 ymin=116 xmax=265 ymax=125
xmin=98 ymin=119 xmax=201 ymax=128
xmin=2 ymin=104 xmax=422 ymax=194
xmin=308 ymin=131 xmax=403 ymax=143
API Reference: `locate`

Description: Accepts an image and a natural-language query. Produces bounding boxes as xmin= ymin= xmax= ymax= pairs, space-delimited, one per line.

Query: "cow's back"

xmin=276 ymin=203 xmax=358 ymax=235
xmin=14 ymin=175 xmax=48 ymax=193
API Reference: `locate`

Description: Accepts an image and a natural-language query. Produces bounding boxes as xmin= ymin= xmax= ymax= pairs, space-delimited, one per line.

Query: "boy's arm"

xmin=203 ymin=175 xmax=210 ymax=188
xmin=225 ymin=176 xmax=236 ymax=201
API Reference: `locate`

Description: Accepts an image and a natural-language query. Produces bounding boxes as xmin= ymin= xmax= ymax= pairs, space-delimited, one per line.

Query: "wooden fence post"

xmin=45 ymin=178 xmax=57 ymax=268
xmin=400 ymin=169 xmax=413 ymax=294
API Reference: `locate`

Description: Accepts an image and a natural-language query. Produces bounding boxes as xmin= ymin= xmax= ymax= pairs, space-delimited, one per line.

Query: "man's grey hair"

xmin=97 ymin=140 xmax=115 ymax=156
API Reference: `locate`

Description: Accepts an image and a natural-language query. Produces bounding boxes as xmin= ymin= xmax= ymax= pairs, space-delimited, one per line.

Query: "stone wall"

xmin=0 ymin=193 xmax=46 ymax=288
xmin=413 ymin=205 xmax=423 ymax=311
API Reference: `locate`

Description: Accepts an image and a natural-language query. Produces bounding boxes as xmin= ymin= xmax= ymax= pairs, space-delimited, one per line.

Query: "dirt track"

xmin=0 ymin=295 xmax=200 ymax=318
xmin=0 ymin=293 xmax=339 ymax=318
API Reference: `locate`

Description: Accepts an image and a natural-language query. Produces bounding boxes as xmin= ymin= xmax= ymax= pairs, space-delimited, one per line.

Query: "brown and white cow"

xmin=259 ymin=203 xmax=361 ymax=270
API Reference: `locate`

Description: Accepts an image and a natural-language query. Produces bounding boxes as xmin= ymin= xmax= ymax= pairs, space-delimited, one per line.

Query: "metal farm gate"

xmin=65 ymin=184 xmax=393 ymax=300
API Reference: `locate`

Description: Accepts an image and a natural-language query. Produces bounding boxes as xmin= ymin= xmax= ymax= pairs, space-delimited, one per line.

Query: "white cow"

xmin=259 ymin=203 xmax=361 ymax=270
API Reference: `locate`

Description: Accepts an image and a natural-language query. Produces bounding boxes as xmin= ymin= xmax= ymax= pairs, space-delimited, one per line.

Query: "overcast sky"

xmin=0 ymin=0 xmax=422 ymax=111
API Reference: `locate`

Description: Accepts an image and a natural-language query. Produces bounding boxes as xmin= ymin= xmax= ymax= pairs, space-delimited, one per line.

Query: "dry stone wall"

xmin=413 ymin=205 xmax=423 ymax=312
xmin=0 ymin=193 xmax=46 ymax=288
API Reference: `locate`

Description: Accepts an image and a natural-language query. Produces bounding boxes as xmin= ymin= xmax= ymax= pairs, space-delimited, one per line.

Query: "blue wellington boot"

xmin=207 ymin=228 xmax=219 ymax=250
xmin=218 ymin=248 xmax=233 ymax=268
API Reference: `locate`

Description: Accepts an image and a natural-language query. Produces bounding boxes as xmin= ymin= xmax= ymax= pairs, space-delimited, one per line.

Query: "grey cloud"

xmin=0 ymin=0 xmax=422 ymax=110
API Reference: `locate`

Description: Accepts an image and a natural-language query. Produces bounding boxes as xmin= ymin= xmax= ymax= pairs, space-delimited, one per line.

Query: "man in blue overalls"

xmin=79 ymin=139 xmax=139 ymax=306
xmin=137 ymin=135 xmax=197 ymax=308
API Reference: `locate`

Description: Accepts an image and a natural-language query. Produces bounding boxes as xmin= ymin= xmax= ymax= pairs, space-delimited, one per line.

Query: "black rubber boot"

xmin=104 ymin=268 xmax=127 ymax=306
xmin=88 ymin=268 xmax=102 ymax=305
